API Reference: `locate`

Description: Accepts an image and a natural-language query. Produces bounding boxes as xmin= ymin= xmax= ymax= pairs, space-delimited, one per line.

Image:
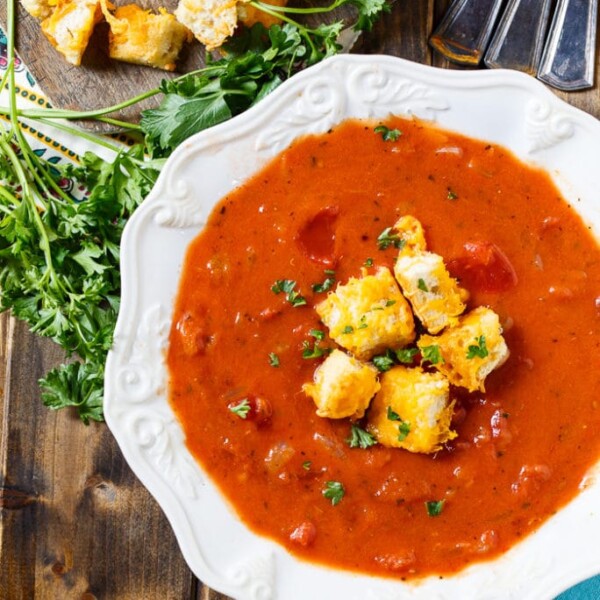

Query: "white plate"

xmin=104 ymin=55 xmax=600 ymax=600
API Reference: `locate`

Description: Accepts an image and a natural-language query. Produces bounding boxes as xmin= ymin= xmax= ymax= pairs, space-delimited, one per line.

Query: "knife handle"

xmin=484 ymin=0 xmax=553 ymax=74
xmin=429 ymin=0 xmax=505 ymax=65
xmin=537 ymin=0 xmax=598 ymax=91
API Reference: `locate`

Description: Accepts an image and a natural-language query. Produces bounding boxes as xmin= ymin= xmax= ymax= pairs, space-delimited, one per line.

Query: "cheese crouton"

xmin=316 ymin=267 xmax=415 ymax=361
xmin=237 ymin=0 xmax=286 ymax=28
xmin=418 ymin=306 xmax=509 ymax=392
xmin=101 ymin=3 xmax=192 ymax=71
xmin=175 ymin=0 xmax=238 ymax=50
xmin=366 ymin=366 xmax=455 ymax=453
xmin=393 ymin=215 xmax=468 ymax=334
xmin=41 ymin=0 xmax=102 ymax=66
xmin=21 ymin=0 xmax=54 ymax=20
xmin=303 ymin=349 xmax=380 ymax=420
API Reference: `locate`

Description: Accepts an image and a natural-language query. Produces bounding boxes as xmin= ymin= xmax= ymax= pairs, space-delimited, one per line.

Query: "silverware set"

xmin=430 ymin=0 xmax=598 ymax=90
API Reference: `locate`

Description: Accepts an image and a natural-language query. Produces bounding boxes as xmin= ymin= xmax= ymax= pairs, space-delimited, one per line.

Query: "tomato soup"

xmin=166 ymin=118 xmax=600 ymax=579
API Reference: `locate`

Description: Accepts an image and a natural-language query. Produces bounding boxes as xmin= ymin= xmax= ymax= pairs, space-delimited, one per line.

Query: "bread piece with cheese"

xmin=418 ymin=306 xmax=509 ymax=392
xmin=175 ymin=0 xmax=238 ymax=50
xmin=316 ymin=267 xmax=415 ymax=361
xmin=101 ymin=2 xmax=192 ymax=71
xmin=41 ymin=0 xmax=102 ymax=66
xmin=366 ymin=365 xmax=455 ymax=453
xmin=237 ymin=0 xmax=286 ymax=28
xmin=21 ymin=0 xmax=54 ymax=20
xmin=393 ymin=215 xmax=468 ymax=334
xmin=303 ymin=349 xmax=380 ymax=420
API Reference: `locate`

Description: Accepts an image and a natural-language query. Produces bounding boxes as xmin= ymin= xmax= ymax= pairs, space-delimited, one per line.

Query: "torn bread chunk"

xmin=366 ymin=365 xmax=455 ymax=453
xmin=101 ymin=2 xmax=192 ymax=71
xmin=21 ymin=0 xmax=54 ymax=20
xmin=302 ymin=349 xmax=380 ymax=420
xmin=316 ymin=267 xmax=415 ymax=361
xmin=393 ymin=215 xmax=468 ymax=334
xmin=237 ymin=0 xmax=286 ymax=28
xmin=418 ymin=306 xmax=509 ymax=392
xmin=41 ymin=0 xmax=102 ymax=66
xmin=175 ymin=0 xmax=238 ymax=50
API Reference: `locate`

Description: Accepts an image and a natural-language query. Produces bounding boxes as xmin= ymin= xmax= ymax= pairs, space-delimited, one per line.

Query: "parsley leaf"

xmin=342 ymin=325 xmax=354 ymax=334
xmin=268 ymin=352 xmax=280 ymax=367
xmin=372 ymin=350 xmax=396 ymax=372
xmin=374 ymin=125 xmax=402 ymax=141
xmin=447 ymin=189 xmax=458 ymax=200
xmin=312 ymin=275 xmax=335 ymax=293
xmin=387 ymin=406 xmax=401 ymax=421
xmin=323 ymin=480 xmax=345 ymax=505
xmin=302 ymin=460 xmax=312 ymax=470
xmin=467 ymin=335 xmax=489 ymax=359
xmin=271 ymin=279 xmax=306 ymax=307
xmin=229 ymin=399 xmax=251 ymax=419
xmin=302 ymin=340 xmax=331 ymax=359
xmin=376 ymin=227 xmax=405 ymax=250
xmin=364 ymin=257 xmax=374 ymax=267
xmin=425 ymin=500 xmax=445 ymax=517
xmin=309 ymin=329 xmax=325 ymax=341
xmin=397 ymin=421 xmax=411 ymax=442
xmin=348 ymin=0 xmax=392 ymax=31
xmin=420 ymin=344 xmax=444 ymax=365
xmin=418 ymin=278 xmax=429 ymax=292
xmin=346 ymin=424 xmax=377 ymax=448
xmin=396 ymin=347 xmax=419 ymax=364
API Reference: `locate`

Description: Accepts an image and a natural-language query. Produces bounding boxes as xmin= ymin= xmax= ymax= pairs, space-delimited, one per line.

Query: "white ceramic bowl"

xmin=104 ymin=55 xmax=600 ymax=600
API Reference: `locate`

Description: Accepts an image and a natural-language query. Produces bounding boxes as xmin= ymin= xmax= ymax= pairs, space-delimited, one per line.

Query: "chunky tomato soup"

xmin=167 ymin=118 xmax=600 ymax=579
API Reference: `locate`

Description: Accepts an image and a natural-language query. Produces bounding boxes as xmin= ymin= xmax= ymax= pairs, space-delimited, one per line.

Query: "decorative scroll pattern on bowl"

xmin=526 ymin=99 xmax=575 ymax=152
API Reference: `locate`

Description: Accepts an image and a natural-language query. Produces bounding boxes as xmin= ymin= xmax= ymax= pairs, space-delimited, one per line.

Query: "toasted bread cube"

xmin=101 ymin=3 xmax=192 ymax=71
xmin=394 ymin=250 xmax=468 ymax=334
xmin=237 ymin=0 xmax=286 ymax=28
xmin=418 ymin=306 xmax=509 ymax=392
xmin=302 ymin=349 xmax=380 ymax=420
xmin=366 ymin=366 xmax=455 ymax=453
xmin=316 ymin=267 xmax=415 ymax=361
xmin=394 ymin=215 xmax=427 ymax=253
xmin=21 ymin=0 xmax=54 ymax=20
xmin=175 ymin=0 xmax=238 ymax=50
xmin=41 ymin=0 xmax=102 ymax=66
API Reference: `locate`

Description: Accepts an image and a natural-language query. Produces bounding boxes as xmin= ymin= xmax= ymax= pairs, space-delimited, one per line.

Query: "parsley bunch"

xmin=0 ymin=0 xmax=390 ymax=423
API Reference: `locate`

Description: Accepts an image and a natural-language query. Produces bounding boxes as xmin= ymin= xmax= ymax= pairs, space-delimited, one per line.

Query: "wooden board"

xmin=0 ymin=2 xmax=206 ymax=125
xmin=1 ymin=1 xmax=600 ymax=598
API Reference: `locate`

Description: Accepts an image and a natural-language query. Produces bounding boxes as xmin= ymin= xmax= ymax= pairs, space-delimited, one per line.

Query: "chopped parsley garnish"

xmin=447 ymin=189 xmax=458 ymax=200
xmin=302 ymin=461 xmax=312 ymax=471
xmin=229 ymin=399 xmax=251 ymax=419
xmin=357 ymin=315 xmax=368 ymax=330
xmin=323 ymin=481 xmax=345 ymax=505
xmin=342 ymin=325 xmax=354 ymax=334
xmin=268 ymin=352 xmax=280 ymax=367
xmin=364 ymin=257 xmax=374 ymax=267
xmin=309 ymin=329 xmax=325 ymax=341
xmin=466 ymin=335 xmax=489 ymax=359
xmin=397 ymin=421 xmax=411 ymax=442
xmin=385 ymin=299 xmax=397 ymax=307
xmin=302 ymin=341 xmax=331 ymax=359
xmin=271 ymin=279 xmax=306 ymax=307
xmin=346 ymin=424 xmax=378 ymax=449
xmin=373 ymin=350 xmax=396 ymax=372
xmin=387 ymin=406 xmax=401 ymax=421
xmin=396 ymin=347 xmax=419 ymax=364
xmin=421 ymin=344 xmax=444 ymax=365
xmin=312 ymin=271 xmax=336 ymax=293
xmin=417 ymin=278 xmax=429 ymax=292
xmin=376 ymin=227 xmax=405 ymax=250
xmin=425 ymin=500 xmax=445 ymax=517
xmin=374 ymin=125 xmax=402 ymax=142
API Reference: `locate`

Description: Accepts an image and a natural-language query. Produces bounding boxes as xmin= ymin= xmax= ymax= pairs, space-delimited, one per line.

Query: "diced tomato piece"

xmin=296 ymin=206 xmax=338 ymax=266
xmin=289 ymin=521 xmax=317 ymax=547
xmin=447 ymin=241 xmax=518 ymax=293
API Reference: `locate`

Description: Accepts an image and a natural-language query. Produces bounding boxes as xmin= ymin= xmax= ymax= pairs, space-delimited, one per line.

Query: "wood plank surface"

xmin=1 ymin=1 xmax=600 ymax=599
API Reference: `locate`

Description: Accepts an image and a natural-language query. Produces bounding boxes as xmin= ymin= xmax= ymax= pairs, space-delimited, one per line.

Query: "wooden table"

xmin=2 ymin=1 xmax=600 ymax=598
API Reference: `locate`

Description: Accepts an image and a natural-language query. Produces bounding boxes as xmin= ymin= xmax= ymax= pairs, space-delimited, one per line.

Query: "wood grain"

xmin=1 ymin=0 xmax=600 ymax=598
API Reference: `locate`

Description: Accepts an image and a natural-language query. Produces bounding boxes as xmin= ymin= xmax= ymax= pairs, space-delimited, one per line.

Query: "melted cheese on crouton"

xmin=316 ymin=267 xmax=415 ymax=361
xmin=21 ymin=0 xmax=54 ymax=20
xmin=418 ymin=306 xmax=509 ymax=392
xmin=175 ymin=0 xmax=238 ymax=50
xmin=101 ymin=2 xmax=192 ymax=71
xmin=41 ymin=0 xmax=102 ymax=66
xmin=393 ymin=215 xmax=468 ymax=334
xmin=237 ymin=0 xmax=286 ymax=28
xmin=302 ymin=349 xmax=380 ymax=420
xmin=367 ymin=366 xmax=455 ymax=453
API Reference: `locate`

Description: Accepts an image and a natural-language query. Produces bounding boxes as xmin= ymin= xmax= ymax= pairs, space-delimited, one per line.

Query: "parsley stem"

xmin=249 ymin=0 xmax=345 ymax=14
xmin=34 ymin=118 xmax=123 ymax=154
